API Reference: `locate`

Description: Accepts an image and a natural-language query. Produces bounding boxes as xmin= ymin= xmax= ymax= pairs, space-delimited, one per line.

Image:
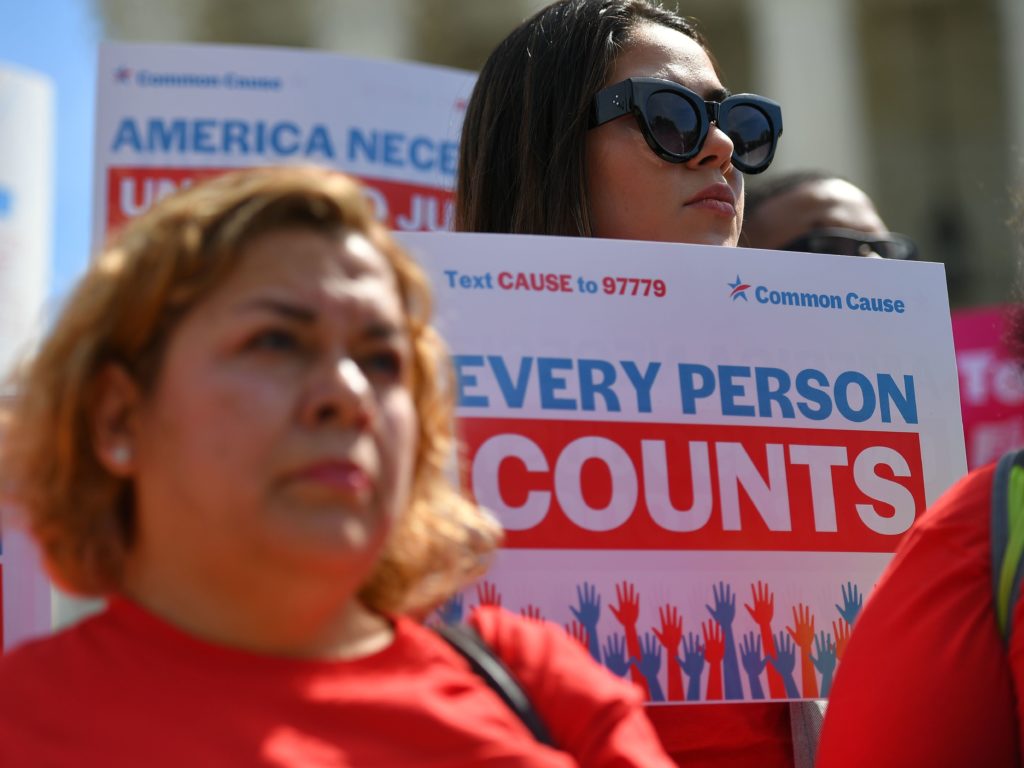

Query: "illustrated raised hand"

xmin=786 ymin=603 xmax=816 ymax=651
xmin=571 ymin=582 xmax=601 ymax=628
xmin=707 ymin=582 xmax=742 ymax=699
xmin=766 ymin=631 xmax=801 ymax=698
xmin=603 ymin=633 xmax=634 ymax=678
xmin=811 ymin=630 xmax=838 ymax=697
xmin=610 ymin=581 xmax=647 ymax=695
xmin=702 ymin=620 xmax=724 ymax=700
xmin=739 ymin=632 xmax=767 ymax=700
xmin=706 ymin=581 xmax=737 ymax=629
xmin=653 ymin=604 xmax=684 ymax=700
xmin=610 ymin=581 xmax=640 ymax=628
xmin=565 ymin=620 xmax=590 ymax=649
xmin=653 ymin=604 xmax=683 ymax=652
xmin=745 ymin=580 xmax=785 ymax=699
xmin=786 ymin=603 xmax=818 ymax=698
xmin=571 ymin=581 xmax=602 ymax=662
xmin=835 ymin=582 xmax=863 ymax=625
xmin=437 ymin=593 xmax=463 ymax=626
xmin=476 ymin=580 xmax=501 ymax=608
xmin=832 ymin=619 xmax=851 ymax=660
xmin=520 ymin=604 xmax=543 ymax=622
xmin=744 ymin=580 xmax=775 ymax=627
xmin=679 ymin=632 xmax=705 ymax=702
xmin=637 ymin=633 xmax=665 ymax=701
xmin=702 ymin=620 xmax=724 ymax=664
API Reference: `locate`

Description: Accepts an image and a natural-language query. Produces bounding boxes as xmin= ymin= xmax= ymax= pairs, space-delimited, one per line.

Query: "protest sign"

xmin=400 ymin=232 xmax=966 ymax=703
xmin=951 ymin=306 xmax=1024 ymax=469
xmin=0 ymin=64 xmax=55 ymax=651
xmin=93 ymin=41 xmax=474 ymax=245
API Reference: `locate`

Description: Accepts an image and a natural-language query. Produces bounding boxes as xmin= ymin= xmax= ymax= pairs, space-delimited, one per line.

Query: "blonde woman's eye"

xmin=248 ymin=329 xmax=299 ymax=352
xmin=359 ymin=351 xmax=403 ymax=380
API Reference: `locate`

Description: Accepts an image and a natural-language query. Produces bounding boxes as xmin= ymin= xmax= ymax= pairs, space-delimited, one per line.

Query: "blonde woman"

xmin=0 ymin=166 xmax=673 ymax=766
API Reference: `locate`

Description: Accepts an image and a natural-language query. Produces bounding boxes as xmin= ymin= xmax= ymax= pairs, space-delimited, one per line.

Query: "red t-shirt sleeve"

xmin=817 ymin=463 xmax=1020 ymax=766
xmin=470 ymin=606 xmax=675 ymax=767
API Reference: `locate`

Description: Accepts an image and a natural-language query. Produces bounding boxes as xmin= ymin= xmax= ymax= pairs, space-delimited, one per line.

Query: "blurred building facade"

xmin=95 ymin=0 xmax=1023 ymax=308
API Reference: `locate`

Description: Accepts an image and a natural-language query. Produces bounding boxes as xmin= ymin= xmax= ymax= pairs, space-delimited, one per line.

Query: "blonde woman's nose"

xmin=304 ymin=357 xmax=374 ymax=429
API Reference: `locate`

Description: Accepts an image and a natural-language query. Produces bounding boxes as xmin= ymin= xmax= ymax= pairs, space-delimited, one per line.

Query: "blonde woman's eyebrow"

xmin=236 ymin=297 xmax=316 ymax=323
xmin=363 ymin=321 xmax=406 ymax=342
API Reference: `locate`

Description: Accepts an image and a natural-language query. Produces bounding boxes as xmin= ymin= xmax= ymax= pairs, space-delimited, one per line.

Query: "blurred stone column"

xmin=998 ymin=0 xmax=1024 ymax=201
xmin=745 ymin=0 xmax=872 ymax=188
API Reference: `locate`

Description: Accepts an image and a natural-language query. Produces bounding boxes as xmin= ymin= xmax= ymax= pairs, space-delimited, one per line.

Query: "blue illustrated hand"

xmin=603 ymin=633 xmax=634 ymax=678
xmin=571 ymin=581 xmax=602 ymax=663
xmin=705 ymin=581 xmax=736 ymax=629
xmin=835 ymin=582 xmax=863 ymax=625
xmin=637 ymin=632 xmax=665 ymax=701
xmin=767 ymin=631 xmax=801 ymax=698
xmin=706 ymin=582 xmax=742 ymax=699
xmin=679 ymin=631 xmax=705 ymax=701
xmin=437 ymin=593 xmax=463 ymax=626
xmin=811 ymin=630 xmax=838 ymax=697
xmin=739 ymin=631 xmax=767 ymax=700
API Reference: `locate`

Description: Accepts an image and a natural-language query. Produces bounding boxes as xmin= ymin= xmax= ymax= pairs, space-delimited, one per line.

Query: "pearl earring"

xmin=110 ymin=444 xmax=132 ymax=467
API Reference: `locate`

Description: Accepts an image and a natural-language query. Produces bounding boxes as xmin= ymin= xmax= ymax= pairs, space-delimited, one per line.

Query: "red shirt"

xmin=647 ymin=703 xmax=793 ymax=767
xmin=0 ymin=600 xmax=673 ymax=767
xmin=817 ymin=463 xmax=1024 ymax=766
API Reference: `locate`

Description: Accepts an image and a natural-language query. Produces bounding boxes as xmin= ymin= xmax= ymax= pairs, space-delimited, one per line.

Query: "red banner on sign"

xmin=105 ymin=166 xmax=453 ymax=233
xmin=459 ymin=418 xmax=925 ymax=553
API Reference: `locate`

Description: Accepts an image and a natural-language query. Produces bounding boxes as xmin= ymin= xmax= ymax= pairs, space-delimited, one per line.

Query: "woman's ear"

xmin=91 ymin=364 xmax=142 ymax=478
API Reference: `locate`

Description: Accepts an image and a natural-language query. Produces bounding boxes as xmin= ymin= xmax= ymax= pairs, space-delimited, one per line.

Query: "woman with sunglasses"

xmin=457 ymin=2 xmax=793 ymax=766
xmin=0 ymin=166 xmax=676 ymax=766
xmin=456 ymin=0 xmax=781 ymax=243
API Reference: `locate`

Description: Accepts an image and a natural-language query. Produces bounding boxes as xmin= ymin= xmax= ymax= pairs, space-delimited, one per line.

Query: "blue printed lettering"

xmin=578 ymin=359 xmax=620 ymax=412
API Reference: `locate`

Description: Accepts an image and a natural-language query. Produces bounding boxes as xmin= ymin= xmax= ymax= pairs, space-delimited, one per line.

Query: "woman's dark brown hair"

xmin=456 ymin=0 xmax=712 ymax=236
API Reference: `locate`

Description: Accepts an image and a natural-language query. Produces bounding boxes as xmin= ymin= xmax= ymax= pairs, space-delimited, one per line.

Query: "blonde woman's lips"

xmin=291 ymin=460 xmax=373 ymax=497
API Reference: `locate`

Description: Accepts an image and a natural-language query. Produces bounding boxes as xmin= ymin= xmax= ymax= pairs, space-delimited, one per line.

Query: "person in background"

xmin=814 ymin=216 xmax=1024 ymax=766
xmin=741 ymin=170 xmax=917 ymax=260
xmin=457 ymin=1 xmax=802 ymax=765
xmin=0 ymin=166 xmax=675 ymax=766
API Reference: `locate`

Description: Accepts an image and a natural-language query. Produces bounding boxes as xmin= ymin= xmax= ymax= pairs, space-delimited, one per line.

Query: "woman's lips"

xmin=291 ymin=460 xmax=373 ymax=496
xmin=684 ymin=184 xmax=737 ymax=218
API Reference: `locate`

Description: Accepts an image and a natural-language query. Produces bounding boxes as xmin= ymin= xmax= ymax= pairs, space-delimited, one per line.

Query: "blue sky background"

xmin=1 ymin=0 xmax=100 ymax=299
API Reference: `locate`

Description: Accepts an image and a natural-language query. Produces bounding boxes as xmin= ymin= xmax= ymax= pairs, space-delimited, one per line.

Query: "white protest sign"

xmin=399 ymin=231 xmax=965 ymax=704
xmin=0 ymin=64 xmax=55 ymax=651
xmin=92 ymin=42 xmax=474 ymax=246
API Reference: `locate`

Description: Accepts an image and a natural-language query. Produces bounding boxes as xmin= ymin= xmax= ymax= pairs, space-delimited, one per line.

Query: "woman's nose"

xmin=688 ymin=123 xmax=735 ymax=171
xmin=304 ymin=357 xmax=374 ymax=429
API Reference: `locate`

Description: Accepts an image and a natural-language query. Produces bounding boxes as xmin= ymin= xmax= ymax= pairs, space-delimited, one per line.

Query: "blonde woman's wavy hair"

xmin=0 ymin=165 xmax=501 ymax=614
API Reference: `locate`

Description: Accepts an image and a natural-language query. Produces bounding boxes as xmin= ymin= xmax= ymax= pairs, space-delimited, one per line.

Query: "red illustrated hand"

xmin=702 ymin=620 xmax=725 ymax=664
xmin=654 ymin=604 xmax=684 ymax=701
xmin=565 ymin=620 xmax=590 ymax=649
xmin=610 ymin=581 xmax=640 ymax=628
xmin=520 ymin=604 xmax=543 ymax=622
xmin=476 ymin=581 xmax=502 ymax=608
xmin=653 ymin=604 xmax=683 ymax=653
xmin=745 ymin=580 xmax=775 ymax=627
xmin=787 ymin=603 xmax=818 ymax=698
xmin=833 ymin=619 xmax=851 ymax=660
xmin=786 ymin=603 xmax=816 ymax=652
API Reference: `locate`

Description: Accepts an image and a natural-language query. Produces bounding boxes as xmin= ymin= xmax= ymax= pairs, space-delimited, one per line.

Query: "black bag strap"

xmin=435 ymin=623 xmax=556 ymax=748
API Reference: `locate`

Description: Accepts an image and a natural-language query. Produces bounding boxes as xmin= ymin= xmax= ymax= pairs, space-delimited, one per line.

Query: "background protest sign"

xmin=0 ymin=64 xmax=55 ymax=652
xmin=400 ymin=231 xmax=966 ymax=703
xmin=93 ymin=41 xmax=474 ymax=245
xmin=951 ymin=306 xmax=1024 ymax=469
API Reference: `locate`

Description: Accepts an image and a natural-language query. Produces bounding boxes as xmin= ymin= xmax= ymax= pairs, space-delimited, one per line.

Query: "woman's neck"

xmin=119 ymin=557 xmax=394 ymax=660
